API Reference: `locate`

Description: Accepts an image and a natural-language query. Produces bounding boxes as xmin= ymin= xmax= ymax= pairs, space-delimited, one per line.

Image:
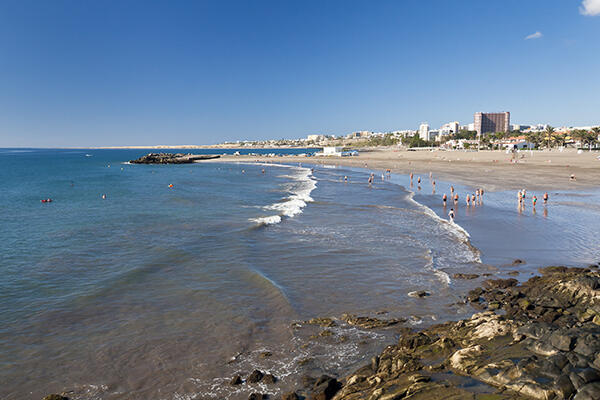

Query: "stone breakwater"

xmin=41 ymin=265 xmax=600 ymax=400
xmin=129 ymin=152 xmax=220 ymax=164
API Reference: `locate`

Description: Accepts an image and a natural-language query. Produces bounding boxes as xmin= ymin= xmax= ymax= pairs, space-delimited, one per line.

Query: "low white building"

xmin=322 ymin=146 xmax=343 ymax=156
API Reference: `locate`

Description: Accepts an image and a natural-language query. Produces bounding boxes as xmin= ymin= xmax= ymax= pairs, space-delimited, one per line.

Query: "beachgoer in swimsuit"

xmin=443 ymin=193 xmax=447 ymax=206
xmin=448 ymin=208 xmax=455 ymax=222
xmin=543 ymin=192 xmax=548 ymax=204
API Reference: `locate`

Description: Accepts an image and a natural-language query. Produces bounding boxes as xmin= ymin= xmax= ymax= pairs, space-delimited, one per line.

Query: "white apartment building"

xmin=418 ymin=123 xmax=430 ymax=141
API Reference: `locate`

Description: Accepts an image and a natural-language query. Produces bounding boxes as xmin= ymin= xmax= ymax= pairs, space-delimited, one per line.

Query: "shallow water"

xmin=1 ymin=150 xmax=597 ymax=399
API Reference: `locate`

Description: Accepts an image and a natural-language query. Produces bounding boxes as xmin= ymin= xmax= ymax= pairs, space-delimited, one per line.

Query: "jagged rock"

xmin=467 ymin=287 xmax=484 ymax=302
xmin=452 ymin=273 xmax=479 ymax=280
xmin=248 ymin=394 xmax=266 ymax=400
xmin=282 ymin=392 xmax=300 ymax=400
xmin=311 ymin=375 xmax=341 ymax=400
xmin=247 ymin=369 xmax=264 ymax=383
xmin=449 ymin=345 xmax=482 ymax=372
xmin=578 ymin=368 xmax=600 ymax=384
xmin=262 ymin=374 xmax=277 ymax=384
xmin=288 ymin=267 xmax=600 ymax=400
xmin=230 ymin=375 xmax=242 ymax=385
xmin=574 ymin=382 xmax=600 ymax=399
xmin=550 ymin=331 xmax=574 ymax=351
xmin=341 ymin=314 xmax=405 ymax=329
xmin=407 ymin=290 xmax=430 ymax=298
xmin=398 ymin=332 xmax=433 ymax=349
xmin=483 ymin=278 xmax=518 ymax=289
xmin=43 ymin=396 xmax=69 ymax=400
xmin=306 ymin=317 xmax=337 ymax=327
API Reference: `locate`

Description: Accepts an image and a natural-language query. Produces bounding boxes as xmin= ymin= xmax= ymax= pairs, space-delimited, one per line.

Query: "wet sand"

xmin=205 ymin=148 xmax=600 ymax=192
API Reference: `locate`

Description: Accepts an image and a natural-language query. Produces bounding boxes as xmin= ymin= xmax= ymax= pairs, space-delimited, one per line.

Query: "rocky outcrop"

xmin=129 ymin=153 xmax=220 ymax=164
xmin=293 ymin=266 xmax=600 ymax=400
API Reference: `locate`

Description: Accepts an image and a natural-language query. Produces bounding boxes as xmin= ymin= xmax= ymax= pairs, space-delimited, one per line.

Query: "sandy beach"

xmin=206 ymin=148 xmax=600 ymax=192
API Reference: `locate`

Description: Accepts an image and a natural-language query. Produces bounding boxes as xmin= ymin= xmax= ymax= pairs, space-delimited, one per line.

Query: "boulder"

xmin=452 ymin=273 xmax=479 ymax=280
xmin=574 ymin=382 xmax=600 ymax=399
xmin=262 ymin=374 xmax=277 ymax=384
xmin=311 ymin=375 xmax=341 ymax=400
xmin=247 ymin=369 xmax=264 ymax=383
xmin=282 ymin=392 xmax=300 ymax=400
xmin=248 ymin=394 xmax=266 ymax=400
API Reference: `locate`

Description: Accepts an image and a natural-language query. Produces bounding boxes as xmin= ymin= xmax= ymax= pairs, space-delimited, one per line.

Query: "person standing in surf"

xmin=448 ymin=208 xmax=455 ymax=222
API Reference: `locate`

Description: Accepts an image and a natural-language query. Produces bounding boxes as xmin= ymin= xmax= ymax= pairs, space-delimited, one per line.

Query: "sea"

xmin=1 ymin=148 xmax=599 ymax=399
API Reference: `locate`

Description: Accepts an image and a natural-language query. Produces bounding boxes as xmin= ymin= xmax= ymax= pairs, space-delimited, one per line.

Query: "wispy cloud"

xmin=581 ymin=0 xmax=600 ymax=16
xmin=525 ymin=31 xmax=543 ymax=40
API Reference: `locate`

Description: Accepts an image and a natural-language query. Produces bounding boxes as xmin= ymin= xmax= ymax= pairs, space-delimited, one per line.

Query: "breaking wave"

xmin=250 ymin=164 xmax=317 ymax=226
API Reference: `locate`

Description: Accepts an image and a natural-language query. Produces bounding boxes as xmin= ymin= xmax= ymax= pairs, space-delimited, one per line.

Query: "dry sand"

xmin=205 ymin=148 xmax=600 ymax=192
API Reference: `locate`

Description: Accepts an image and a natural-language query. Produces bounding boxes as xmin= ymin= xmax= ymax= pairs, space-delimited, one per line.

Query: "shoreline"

xmin=202 ymin=148 xmax=600 ymax=192
xmin=33 ymin=153 xmax=600 ymax=400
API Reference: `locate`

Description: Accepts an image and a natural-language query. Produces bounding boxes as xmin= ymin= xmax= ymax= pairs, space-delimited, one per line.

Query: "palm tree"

xmin=554 ymin=132 xmax=566 ymax=148
xmin=525 ymin=131 xmax=542 ymax=149
xmin=572 ymin=129 xmax=587 ymax=148
xmin=544 ymin=126 xmax=555 ymax=149
xmin=592 ymin=127 xmax=600 ymax=148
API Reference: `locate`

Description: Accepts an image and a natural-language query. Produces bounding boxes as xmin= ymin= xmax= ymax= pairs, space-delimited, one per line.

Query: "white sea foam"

xmin=250 ymin=215 xmax=282 ymax=225
xmin=249 ymin=163 xmax=317 ymax=226
xmin=406 ymin=191 xmax=481 ymax=264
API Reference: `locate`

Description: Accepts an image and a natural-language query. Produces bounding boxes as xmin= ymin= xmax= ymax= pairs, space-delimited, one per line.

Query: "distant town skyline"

xmin=1 ymin=0 xmax=599 ymax=147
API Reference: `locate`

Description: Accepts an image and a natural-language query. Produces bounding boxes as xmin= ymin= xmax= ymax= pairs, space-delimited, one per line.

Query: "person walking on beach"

xmin=448 ymin=208 xmax=455 ymax=222
xmin=543 ymin=192 xmax=549 ymax=204
xmin=443 ymin=193 xmax=447 ymax=207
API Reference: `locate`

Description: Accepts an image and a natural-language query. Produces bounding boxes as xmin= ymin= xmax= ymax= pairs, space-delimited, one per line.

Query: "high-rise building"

xmin=418 ymin=123 xmax=430 ymax=141
xmin=474 ymin=112 xmax=510 ymax=135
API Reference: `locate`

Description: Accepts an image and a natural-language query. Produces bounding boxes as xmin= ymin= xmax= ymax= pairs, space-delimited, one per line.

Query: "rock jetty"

xmin=129 ymin=152 xmax=220 ymax=164
xmin=290 ymin=265 xmax=600 ymax=400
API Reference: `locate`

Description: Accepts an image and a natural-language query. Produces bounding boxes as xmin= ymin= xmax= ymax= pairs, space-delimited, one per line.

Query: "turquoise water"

xmin=1 ymin=149 xmax=597 ymax=399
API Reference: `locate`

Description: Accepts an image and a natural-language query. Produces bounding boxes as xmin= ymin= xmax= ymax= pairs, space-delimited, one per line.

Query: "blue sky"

xmin=0 ymin=0 xmax=599 ymax=147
